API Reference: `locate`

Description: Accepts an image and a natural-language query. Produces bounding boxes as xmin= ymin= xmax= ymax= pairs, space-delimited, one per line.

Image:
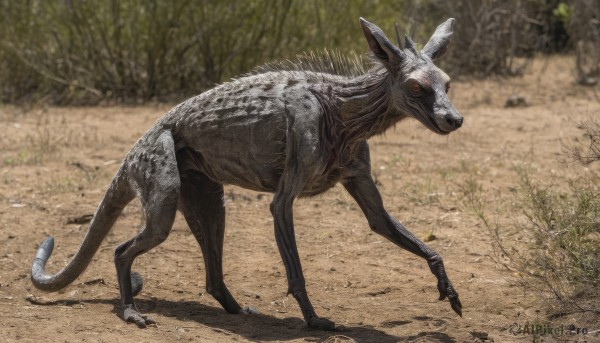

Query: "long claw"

xmin=123 ymin=306 xmax=156 ymax=328
xmin=449 ymin=296 xmax=462 ymax=317
xmin=143 ymin=315 xmax=157 ymax=325
xmin=436 ymin=279 xmax=462 ymax=317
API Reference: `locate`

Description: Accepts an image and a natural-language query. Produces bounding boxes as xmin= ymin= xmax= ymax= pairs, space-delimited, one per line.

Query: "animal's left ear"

xmin=359 ymin=17 xmax=405 ymax=68
xmin=422 ymin=18 xmax=455 ymax=61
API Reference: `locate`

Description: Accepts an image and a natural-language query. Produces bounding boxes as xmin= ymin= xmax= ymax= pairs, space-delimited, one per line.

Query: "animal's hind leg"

xmin=114 ymin=130 xmax=180 ymax=328
xmin=178 ymin=170 xmax=256 ymax=314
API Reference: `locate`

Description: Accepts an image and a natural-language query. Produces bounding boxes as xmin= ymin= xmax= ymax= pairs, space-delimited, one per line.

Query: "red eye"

xmin=409 ymin=81 xmax=423 ymax=95
xmin=445 ymin=83 xmax=451 ymax=93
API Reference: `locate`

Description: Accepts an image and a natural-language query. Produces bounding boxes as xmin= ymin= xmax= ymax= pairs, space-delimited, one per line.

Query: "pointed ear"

xmin=422 ymin=18 xmax=455 ymax=61
xmin=359 ymin=17 xmax=404 ymax=66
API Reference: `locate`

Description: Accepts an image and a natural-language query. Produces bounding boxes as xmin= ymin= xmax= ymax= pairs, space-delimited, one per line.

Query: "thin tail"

xmin=31 ymin=165 xmax=134 ymax=292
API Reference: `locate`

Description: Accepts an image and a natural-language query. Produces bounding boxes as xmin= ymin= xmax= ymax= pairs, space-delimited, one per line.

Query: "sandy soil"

xmin=0 ymin=56 xmax=598 ymax=343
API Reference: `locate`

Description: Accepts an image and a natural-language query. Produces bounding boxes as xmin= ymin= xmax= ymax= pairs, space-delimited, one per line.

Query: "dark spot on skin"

xmin=262 ymin=83 xmax=274 ymax=91
xmin=303 ymin=103 xmax=311 ymax=110
xmin=242 ymin=96 xmax=249 ymax=102
xmin=216 ymin=98 xmax=223 ymax=103
xmin=258 ymin=96 xmax=269 ymax=101
xmin=214 ymin=108 xmax=230 ymax=116
xmin=246 ymin=105 xmax=257 ymax=113
xmin=327 ymin=85 xmax=333 ymax=93
xmin=286 ymin=79 xmax=299 ymax=88
xmin=303 ymin=95 xmax=311 ymax=100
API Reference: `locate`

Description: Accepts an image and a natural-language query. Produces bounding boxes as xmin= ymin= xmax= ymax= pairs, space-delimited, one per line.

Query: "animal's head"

xmin=359 ymin=18 xmax=462 ymax=135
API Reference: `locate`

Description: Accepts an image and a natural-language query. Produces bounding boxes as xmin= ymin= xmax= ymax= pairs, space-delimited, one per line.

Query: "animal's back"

xmin=157 ymin=71 xmax=344 ymax=192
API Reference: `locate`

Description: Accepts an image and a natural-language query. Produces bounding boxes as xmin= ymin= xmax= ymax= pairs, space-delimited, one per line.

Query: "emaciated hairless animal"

xmin=32 ymin=18 xmax=463 ymax=330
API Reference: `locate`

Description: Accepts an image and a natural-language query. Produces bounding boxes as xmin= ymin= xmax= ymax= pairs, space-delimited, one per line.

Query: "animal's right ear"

xmin=422 ymin=18 xmax=454 ymax=61
xmin=359 ymin=18 xmax=405 ymax=68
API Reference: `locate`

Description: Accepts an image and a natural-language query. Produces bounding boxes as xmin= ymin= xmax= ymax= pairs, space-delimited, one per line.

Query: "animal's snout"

xmin=435 ymin=111 xmax=463 ymax=133
xmin=445 ymin=115 xmax=463 ymax=129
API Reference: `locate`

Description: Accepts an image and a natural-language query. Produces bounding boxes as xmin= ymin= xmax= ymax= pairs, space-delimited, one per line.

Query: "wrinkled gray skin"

xmin=31 ymin=18 xmax=463 ymax=330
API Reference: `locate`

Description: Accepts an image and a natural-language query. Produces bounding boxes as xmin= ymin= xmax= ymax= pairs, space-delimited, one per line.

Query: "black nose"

xmin=446 ymin=115 xmax=463 ymax=129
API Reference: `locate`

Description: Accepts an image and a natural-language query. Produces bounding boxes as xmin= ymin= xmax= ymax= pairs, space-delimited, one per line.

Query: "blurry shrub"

xmin=463 ymin=118 xmax=600 ymax=319
xmin=517 ymin=167 xmax=600 ymax=315
xmin=463 ymin=166 xmax=600 ymax=318
xmin=423 ymin=0 xmax=570 ymax=77
xmin=0 ymin=0 xmax=414 ymax=104
xmin=0 ymin=0 xmax=301 ymax=103
xmin=568 ymin=119 xmax=600 ymax=164
xmin=0 ymin=0 xmax=585 ymax=104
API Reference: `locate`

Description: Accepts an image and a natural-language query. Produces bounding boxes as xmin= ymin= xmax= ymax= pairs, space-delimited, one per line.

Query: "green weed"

xmin=461 ymin=164 xmax=600 ymax=318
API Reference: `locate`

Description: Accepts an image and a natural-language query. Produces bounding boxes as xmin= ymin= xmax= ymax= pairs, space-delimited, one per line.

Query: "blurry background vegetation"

xmin=0 ymin=0 xmax=598 ymax=105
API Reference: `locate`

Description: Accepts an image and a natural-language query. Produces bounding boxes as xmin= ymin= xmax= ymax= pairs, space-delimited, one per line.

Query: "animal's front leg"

xmin=270 ymin=192 xmax=337 ymax=331
xmin=343 ymin=175 xmax=462 ymax=317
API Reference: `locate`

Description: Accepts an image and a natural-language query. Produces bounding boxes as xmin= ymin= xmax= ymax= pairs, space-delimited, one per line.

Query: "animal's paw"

xmin=239 ymin=306 xmax=260 ymax=315
xmin=437 ymin=279 xmax=462 ymax=317
xmin=307 ymin=316 xmax=337 ymax=331
xmin=123 ymin=306 xmax=156 ymax=328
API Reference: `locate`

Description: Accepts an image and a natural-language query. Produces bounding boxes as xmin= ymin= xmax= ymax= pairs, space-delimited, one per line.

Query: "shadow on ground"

xmin=133 ymin=298 xmax=401 ymax=342
xmin=34 ymin=296 xmax=458 ymax=342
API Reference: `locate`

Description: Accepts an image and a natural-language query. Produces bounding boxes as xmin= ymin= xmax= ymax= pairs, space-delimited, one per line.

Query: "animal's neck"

xmin=335 ymin=69 xmax=401 ymax=142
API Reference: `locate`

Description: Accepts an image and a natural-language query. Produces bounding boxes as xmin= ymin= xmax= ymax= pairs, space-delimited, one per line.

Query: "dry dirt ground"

xmin=0 ymin=56 xmax=599 ymax=343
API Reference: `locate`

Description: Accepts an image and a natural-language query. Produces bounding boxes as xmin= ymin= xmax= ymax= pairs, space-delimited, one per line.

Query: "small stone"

xmin=578 ymin=77 xmax=597 ymax=86
xmin=505 ymin=94 xmax=527 ymax=107
xmin=423 ymin=232 xmax=436 ymax=242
